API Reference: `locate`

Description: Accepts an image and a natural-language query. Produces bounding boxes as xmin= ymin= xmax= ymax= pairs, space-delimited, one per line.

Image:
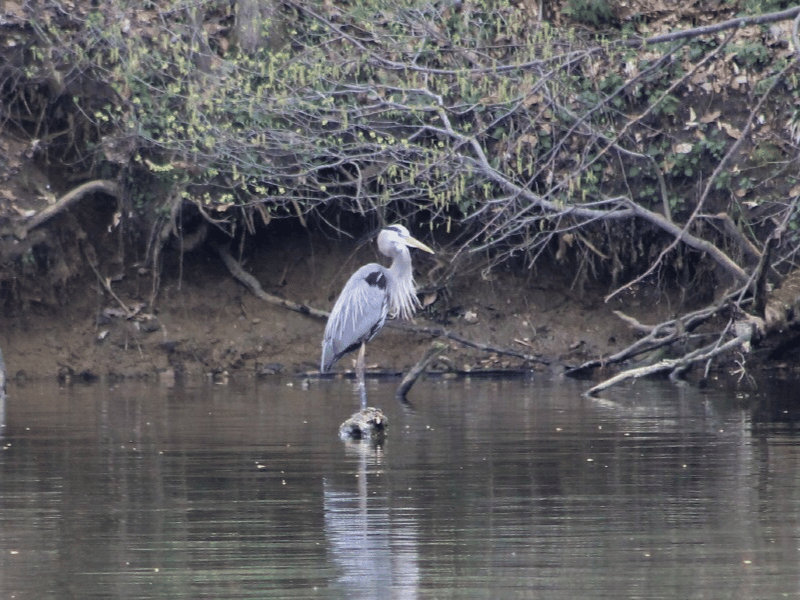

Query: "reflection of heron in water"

xmin=0 ymin=345 xmax=6 ymax=397
xmin=0 ymin=345 xmax=5 ymax=398
xmin=323 ymin=443 xmax=420 ymax=599
xmin=321 ymin=225 xmax=434 ymax=409
xmin=0 ymin=346 xmax=6 ymax=435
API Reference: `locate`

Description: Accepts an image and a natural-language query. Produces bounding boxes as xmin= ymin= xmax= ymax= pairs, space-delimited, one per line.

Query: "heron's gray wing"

xmin=321 ymin=264 xmax=389 ymax=372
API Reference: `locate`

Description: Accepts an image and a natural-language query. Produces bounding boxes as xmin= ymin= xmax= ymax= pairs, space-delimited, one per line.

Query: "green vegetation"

xmin=563 ymin=0 xmax=615 ymax=26
xmin=1 ymin=0 xmax=799 ymax=277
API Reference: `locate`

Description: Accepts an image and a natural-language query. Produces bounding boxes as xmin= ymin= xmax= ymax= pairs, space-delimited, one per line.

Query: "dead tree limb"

xmin=585 ymin=325 xmax=753 ymax=397
xmin=387 ymin=321 xmax=550 ymax=365
xmin=566 ymin=293 xmax=743 ymax=376
xmin=25 ymin=180 xmax=121 ymax=233
xmin=625 ymin=6 xmax=800 ymax=48
xmin=701 ymin=213 xmax=763 ymax=265
xmin=605 ymin=57 xmax=797 ymax=303
xmin=396 ymin=341 xmax=448 ymax=400
xmin=434 ymin=54 xmax=757 ymax=293
xmin=211 ymin=242 xmax=330 ymax=319
xmin=566 ymin=321 xmax=679 ymax=377
xmin=794 ymin=10 xmax=800 ymax=58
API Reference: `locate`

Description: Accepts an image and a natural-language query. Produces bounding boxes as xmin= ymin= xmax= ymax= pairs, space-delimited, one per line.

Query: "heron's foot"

xmin=339 ymin=407 xmax=388 ymax=441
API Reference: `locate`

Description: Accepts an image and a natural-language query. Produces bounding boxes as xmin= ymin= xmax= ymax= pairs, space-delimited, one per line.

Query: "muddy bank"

xmin=0 ymin=226 xmax=669 ymax=384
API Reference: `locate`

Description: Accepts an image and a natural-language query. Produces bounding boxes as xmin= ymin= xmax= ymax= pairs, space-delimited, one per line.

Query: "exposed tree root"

xmin=0 ymin=180 xmax=121 ymax=264
xmin=84 ymin=244 xmax=135 ymax=318
xmin=147 ymin=186 xmax=184 ymax=308
xmin=25 ymin=179 xmax=121 ymax=233
xmin=210 ymin=241 xmax=330 ymax=319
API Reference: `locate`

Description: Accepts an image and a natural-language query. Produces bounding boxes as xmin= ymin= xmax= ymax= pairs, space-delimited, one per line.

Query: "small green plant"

xmin=563 ymin=0 xmax=614 ymax=26
xmin=728 ymin=41 xmax=770 ymax=69
xmin=651 ymin=94 xmax=682 ymax=118
xmin=668 ymin=130 xmax=727 ymax=180
xmin=741 ymin=0 xmax=795 ymax=15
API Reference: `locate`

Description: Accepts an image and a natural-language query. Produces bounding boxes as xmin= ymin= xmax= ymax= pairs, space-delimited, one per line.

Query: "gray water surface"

xmin=1 ymin=375 xmax=799 ymax=599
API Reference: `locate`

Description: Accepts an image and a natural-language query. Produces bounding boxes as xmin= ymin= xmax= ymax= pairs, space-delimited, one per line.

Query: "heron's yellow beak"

xmin=404 ymin=235 xmax=435 ymax=254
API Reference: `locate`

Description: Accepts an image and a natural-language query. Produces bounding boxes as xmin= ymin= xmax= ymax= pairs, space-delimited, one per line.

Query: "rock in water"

xmin=339 ymin=407 xmax=388 ymax=441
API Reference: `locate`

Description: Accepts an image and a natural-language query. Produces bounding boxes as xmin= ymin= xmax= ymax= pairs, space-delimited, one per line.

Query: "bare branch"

xmin=794 ymin=11 xmax=800 ymax=57
xmin=604 ymin=56 xmax=799 ymax=302
xmin=625 ymin=6 xmax=800 ymax=47
xmin=585 ymin=325 xmax=753 ymax=397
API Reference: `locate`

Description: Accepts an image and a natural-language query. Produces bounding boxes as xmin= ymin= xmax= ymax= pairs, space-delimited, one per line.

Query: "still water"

xmin=1 ymin=374 xmax=799 ymax=599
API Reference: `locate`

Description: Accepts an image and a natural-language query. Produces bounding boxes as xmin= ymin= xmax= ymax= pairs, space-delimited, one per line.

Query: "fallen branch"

xmin=585 ymin=325 xmax=753 ymax=396
xmin=387 ymin=321 xmax=551 ymax=365
xmin=396 ymin=341 xmax=448 ymax=400
xmin=566 ymin=326 xmax=679 ymax=377
xmin=211 ymin=241 xmax=330 ymax=319
xmin=566 ymin=294 xmax=742 ymax=376
xmin=611 ymin=310 xmax=664 ymax=334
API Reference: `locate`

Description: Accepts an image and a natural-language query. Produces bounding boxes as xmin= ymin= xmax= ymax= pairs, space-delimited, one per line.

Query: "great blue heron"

xmin=321 ymin=224 xmax=434 ymax=408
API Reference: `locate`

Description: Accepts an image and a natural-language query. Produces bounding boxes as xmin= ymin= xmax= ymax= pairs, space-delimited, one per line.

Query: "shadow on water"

xmin=749 ymin=378 xmax=800 ymax=434
xmin=1 ymin=375 xmax=800 ymax=599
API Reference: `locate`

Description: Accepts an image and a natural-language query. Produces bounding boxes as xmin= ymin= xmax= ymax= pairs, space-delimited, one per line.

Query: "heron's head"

xmin=379 ymin=224 xmax=435 ymax=256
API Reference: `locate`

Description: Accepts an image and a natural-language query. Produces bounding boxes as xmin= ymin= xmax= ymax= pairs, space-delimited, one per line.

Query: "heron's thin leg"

xmin=356 ymin=342 xmax=367 ymax=409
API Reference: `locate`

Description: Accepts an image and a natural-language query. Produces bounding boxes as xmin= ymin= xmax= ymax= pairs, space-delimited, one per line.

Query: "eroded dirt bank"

xmin=0 ymin=226 xmax=673 ymax=384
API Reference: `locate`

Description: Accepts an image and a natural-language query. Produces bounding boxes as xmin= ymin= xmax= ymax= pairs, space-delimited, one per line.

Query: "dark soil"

xmin=0 ymin=220 xmax=676 ymax=384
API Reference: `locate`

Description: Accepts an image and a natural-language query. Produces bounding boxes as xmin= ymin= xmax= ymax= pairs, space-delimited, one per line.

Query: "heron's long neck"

xmin=387 ymin=249 xmax=419 ymax=320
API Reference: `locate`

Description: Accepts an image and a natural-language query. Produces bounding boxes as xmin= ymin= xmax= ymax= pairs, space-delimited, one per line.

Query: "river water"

xmin=1 ymin=374 xmax=799 ymax=599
